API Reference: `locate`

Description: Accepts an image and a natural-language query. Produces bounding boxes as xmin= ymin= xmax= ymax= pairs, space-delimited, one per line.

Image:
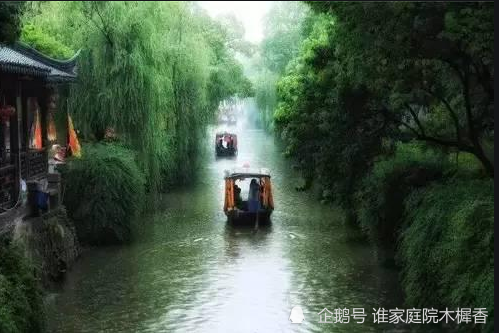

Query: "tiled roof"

xmin=0 ymin=42 xmax=78 ymax=82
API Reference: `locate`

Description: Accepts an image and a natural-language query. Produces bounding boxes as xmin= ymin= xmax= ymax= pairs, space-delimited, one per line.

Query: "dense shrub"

xmin=0 ymin=239 xmax=45 ymax=333
xmin=61 ymin=143 xmax=146 ymax=245
xmin=399 ymin=179 xmax=494 ymax=332
xmin=355 ymin=142 xmax=449 ymax=244
xmin=451 ymin=151 xmax=490 ymax=179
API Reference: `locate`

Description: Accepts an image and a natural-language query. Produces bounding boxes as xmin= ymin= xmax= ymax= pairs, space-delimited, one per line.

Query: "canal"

xmin=47 ymin=102 xmax=409 ymax=332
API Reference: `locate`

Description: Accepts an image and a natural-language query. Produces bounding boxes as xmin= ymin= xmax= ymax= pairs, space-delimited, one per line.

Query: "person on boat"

xmin=227 ymin=136 xmax=234 ymax=150
xmin=217 ymin=138 xmax=224 ymax=150
xmin=234 ymin=184 xmax=243 ymax=209
xmin=248 ymin=179 xmax=260 ymax=212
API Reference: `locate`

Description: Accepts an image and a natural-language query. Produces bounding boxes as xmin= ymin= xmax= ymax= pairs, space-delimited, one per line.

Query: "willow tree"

xmin=193 ymin=6 xmax=255 ymax=112
xmin=24 ymin=1 xmax=250 ymax=188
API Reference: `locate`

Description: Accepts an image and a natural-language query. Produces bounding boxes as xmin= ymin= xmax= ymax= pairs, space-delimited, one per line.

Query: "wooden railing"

xmin=0 ymin=149 xmax=48 ymax=208
xmin=0 ymin=164 xmax=16 ymax=209
xmin=20 ymin=149 xmax=48 ymax=180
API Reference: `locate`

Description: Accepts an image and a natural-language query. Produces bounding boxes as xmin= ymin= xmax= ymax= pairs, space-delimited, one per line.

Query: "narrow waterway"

xmin=48 ymin=101 xmax=412 ymax=333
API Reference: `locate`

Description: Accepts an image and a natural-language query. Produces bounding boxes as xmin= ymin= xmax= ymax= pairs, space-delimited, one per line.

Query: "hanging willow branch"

xmin=25 ymin=1 xmax=252 ymax=187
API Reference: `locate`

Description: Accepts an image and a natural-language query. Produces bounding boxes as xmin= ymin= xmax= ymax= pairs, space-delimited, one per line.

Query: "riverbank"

xmin=0 ymin=206 xmax=80 ymax=332
xmin=1 ymin=207 xmax=80 ymax=287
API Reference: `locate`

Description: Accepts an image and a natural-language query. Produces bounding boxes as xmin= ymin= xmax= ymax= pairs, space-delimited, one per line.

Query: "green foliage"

xmin=0 ymin=1 xmax=25 ymax=44
xmin=399 ymin=179 xmax=494 ymax=332
xmin=265 ymin=5 xmax=494 ymax=323
xmin=249 ymin=1 xmax=310 ymax=129
xmin=20 ymin=23 xmax=74 ymax=59
xmin=254 ymin=70 xmax=278 ymax=130
xmin=198 ymin=11 xmax=254 ymax=106
xmin=216 ymin=13 xmax=255 ymax=57
xmin=306 ymin=2 xmax=494 ymax=176
xmin=261 ymin=2 xmax=310 ymax=75
xmin=356 ymin=142 xmax=449 ymax=244
xmin=451 ymin=152 xmax=488 ymax=177
xmin=60 ymin=143 xmax=145 ymax=244
xmin=0 ymin=239 xmax=45 ymax=333
xmin=207 ymin=56 xmax=254 ymax=109
xmin=23 ymin=1 xmax=251 ymax=188
xmin=275 ymin=14 xmax=392 ymax=212
xmin=273 ymin=1 xmax=493 ymax=214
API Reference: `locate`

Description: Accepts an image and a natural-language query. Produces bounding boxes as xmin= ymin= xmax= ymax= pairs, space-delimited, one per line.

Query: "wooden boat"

xmin=223 ymin=167 xmax=274 ymax=222
xmin=215 ymin=132 xmax=237 ymax=157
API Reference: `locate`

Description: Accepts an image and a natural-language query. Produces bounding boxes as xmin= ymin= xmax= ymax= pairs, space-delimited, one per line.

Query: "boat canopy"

xmin=216 ymin=131 xmax=236 ymax=137
xmin=225 ymin=167 xmax=271 ymax=179
xmin=223 ymin=167 xmax=274 ymax=216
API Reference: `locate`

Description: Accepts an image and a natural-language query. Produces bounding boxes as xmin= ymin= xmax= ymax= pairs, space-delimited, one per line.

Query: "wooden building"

xmin=0 ymin=42 xmax=78 ymax=211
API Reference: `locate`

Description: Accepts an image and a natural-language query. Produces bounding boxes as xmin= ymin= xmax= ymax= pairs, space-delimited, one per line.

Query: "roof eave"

xmin=14 ymin=42 xmax=79 ymax=72
xmin=0 ymin=62 xmax=50 ymax=77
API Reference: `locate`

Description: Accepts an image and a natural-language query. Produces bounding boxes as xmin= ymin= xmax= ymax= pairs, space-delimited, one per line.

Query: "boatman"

xmin=248 ymin=179 xmax=260 ymax=212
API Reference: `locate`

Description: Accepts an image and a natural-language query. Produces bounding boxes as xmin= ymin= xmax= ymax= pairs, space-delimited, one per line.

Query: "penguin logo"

xmin=289 ymin=306 xmax=305 ymax=324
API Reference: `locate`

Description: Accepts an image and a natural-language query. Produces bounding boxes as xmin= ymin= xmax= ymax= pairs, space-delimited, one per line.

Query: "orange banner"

xmin=68 ymin=115 xmax=81 ymax=158
xmin=30 ymin=109 xmax=43 ymax=149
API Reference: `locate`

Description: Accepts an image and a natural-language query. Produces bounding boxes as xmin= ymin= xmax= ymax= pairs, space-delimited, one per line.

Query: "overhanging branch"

xmin=422 ymin=88 xmax=461 ymax=143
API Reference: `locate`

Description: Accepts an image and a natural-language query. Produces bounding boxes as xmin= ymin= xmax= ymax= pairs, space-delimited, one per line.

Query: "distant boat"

xmin=215 ymin=132 xmax=237 ymax=157
xmin=227 ymin=114 xmax=237 ymax=126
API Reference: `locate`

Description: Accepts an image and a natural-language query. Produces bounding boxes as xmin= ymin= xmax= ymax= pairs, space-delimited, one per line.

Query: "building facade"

xmin=0 ymin=42 xmax=78 ymax=211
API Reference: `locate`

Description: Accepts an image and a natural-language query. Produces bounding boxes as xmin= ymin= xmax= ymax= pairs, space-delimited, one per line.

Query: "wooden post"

xmin=22 ymin=91 xmax=28 ymax=151
xmin=0 ymin=118 xmax=4 ymax=163
xmin=39 ymin=87 xmax=48 ymax=149
xmin=13 ymin=80 xmax=22 ymax=201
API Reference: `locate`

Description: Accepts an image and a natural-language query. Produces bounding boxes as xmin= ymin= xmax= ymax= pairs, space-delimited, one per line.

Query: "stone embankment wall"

xmin=9 ymin=207 xmax=80 ymax=286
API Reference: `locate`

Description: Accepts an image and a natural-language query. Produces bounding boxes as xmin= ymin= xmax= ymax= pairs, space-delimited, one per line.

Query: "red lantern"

xmin=0 ymin=105 xmax=15 ymax=123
